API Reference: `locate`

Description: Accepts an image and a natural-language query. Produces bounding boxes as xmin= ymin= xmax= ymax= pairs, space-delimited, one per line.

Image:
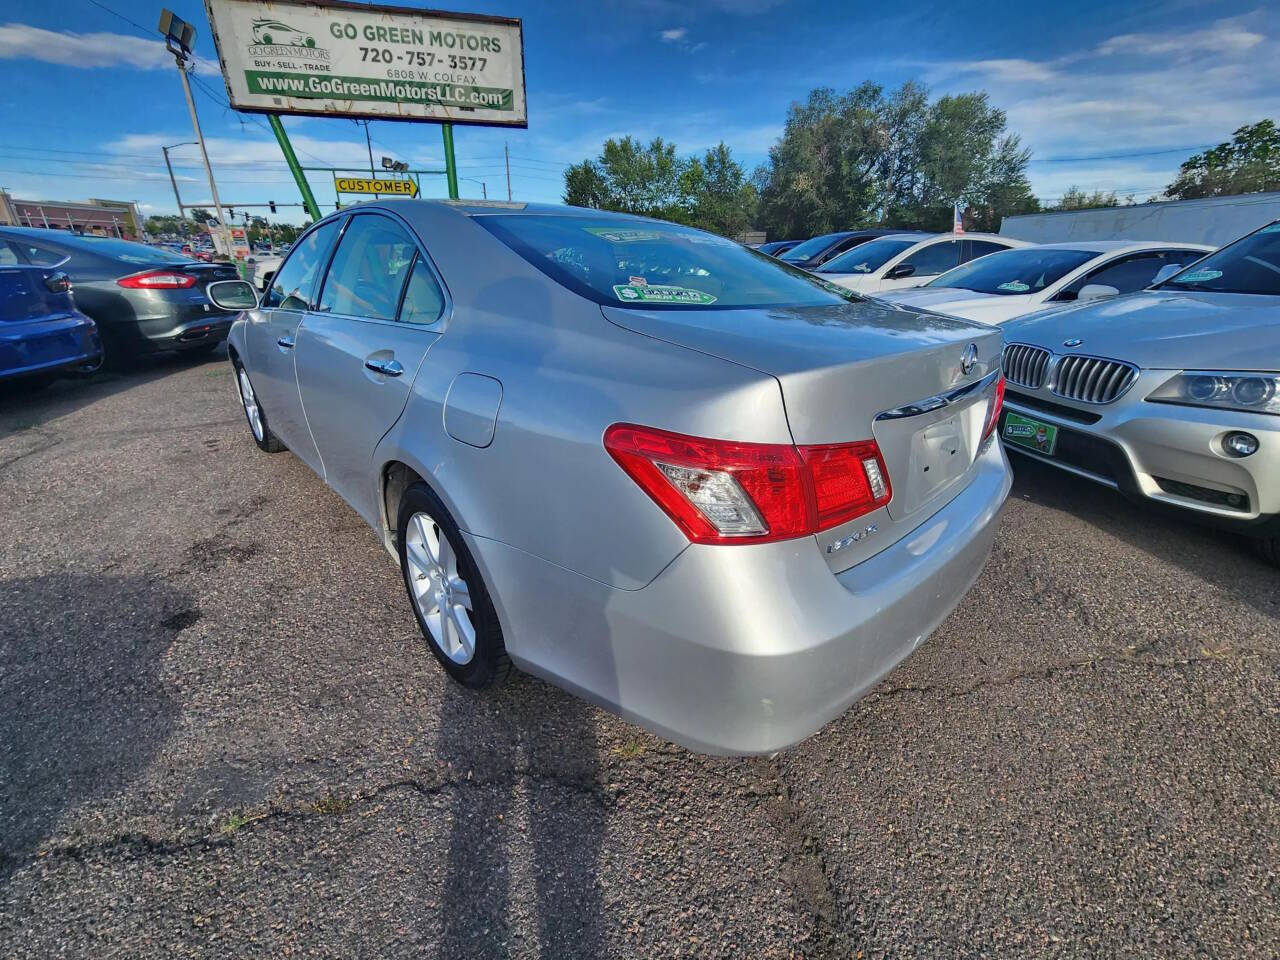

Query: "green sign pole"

xmin=267 ymin=114 xmax=322 ymax=222
xmin=441 ymin=123 xmax=459 ymax=200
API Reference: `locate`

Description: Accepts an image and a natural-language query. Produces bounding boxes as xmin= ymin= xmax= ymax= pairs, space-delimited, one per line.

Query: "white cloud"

xmin=1097 ymin=23 xmax=1264 ymax=57
xmin=952 ymin=58 xmax=1062 ymax=84
xmin=660 ymin=28 xmax=688 ymax=42
xmin=0 ymin=24 xmax=171 ymax=70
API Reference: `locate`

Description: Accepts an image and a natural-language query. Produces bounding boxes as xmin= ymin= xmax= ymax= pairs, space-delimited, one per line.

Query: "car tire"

xmin=233 ymin=361 xmax=285 ymax=453
xmin=397 ymin=482 xmax=511 ymax=688
xmin=1254 ymin=536 xmax=1280 ymax=568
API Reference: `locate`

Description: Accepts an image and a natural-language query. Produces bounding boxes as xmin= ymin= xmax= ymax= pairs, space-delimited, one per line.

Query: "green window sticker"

xmin=996 ymin=280 xmax=1031 ymax=292
xmin=584 ymin=227 xmax=665 ymax=243
xmin=1173 ymin=269 xmax=1223 ymax=283
xmin=612 ymin=284 xmax=718 ymax=305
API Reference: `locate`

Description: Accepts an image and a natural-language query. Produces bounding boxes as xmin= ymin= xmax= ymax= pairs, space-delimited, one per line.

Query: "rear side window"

xmin=0 ymin=243 xmax=17 ymax=266
xmin=5 ymin=239 xmax=66 ymax=266
xmin=399 ymin=256 xmax=446 ymax=325
xmin=265 ymin=219 xmax=341 ymax=310
xmin=966 ymin=240 xmax=1009 ymax=260
xmin=317 ymin=215 xmax=417 ymax=321
xmin=480 ymin=215 xmax=859 ymax=310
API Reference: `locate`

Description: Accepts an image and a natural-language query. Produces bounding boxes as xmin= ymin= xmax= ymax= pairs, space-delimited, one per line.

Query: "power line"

xmin=1039 ymin=144 xmax=1213 ymax=163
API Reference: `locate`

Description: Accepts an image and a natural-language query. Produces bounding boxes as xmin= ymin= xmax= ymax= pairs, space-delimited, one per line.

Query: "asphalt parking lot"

xmin=1 ymin=355 xmax=1276 ymax=959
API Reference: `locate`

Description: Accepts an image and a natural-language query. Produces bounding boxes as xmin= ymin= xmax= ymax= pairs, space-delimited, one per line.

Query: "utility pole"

xmin=441 ymin=123 xmax=459 ymax=200
xmin=505 ymin=141 xmax=512 ymax=201
xmin=158 ymin=10 xmax=236 ymax=270
xmin=162 ymin=141 xmax=197 ymax=217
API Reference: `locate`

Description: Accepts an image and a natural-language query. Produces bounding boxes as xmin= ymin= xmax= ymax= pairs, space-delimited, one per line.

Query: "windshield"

xmin=480 ymin=215 xmax=862 ymax=310
xmin=779 ymin=233 xmax=846 ymax=262
xmin=818 ymin=237 xmax=916 ymax=274
xmin=1161 ymin=223 xmax=1280 ymax=295
xmin=925 ymin=247 xmax=1096 ymax=295
xmin=73 ymin=236 xmax=195 ymax=265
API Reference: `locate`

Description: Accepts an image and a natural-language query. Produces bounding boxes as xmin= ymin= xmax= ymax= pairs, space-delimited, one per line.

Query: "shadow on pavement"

xmin=432 ymin=679 xmax=606 ymax=959
xmin=0 ymin=346 xmax=226 ymax=440
xmin=0 ymin=574 xmax=195 ymax=877
xmin=1009 ymin=453 xmax=1279 ymax=620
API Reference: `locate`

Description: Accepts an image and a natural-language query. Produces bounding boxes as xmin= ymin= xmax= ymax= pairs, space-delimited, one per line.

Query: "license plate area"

xmin=873 ymin=396 xmax=986 ymax=520
xmin=1002 ymin=411 xmax=1058 ymax=455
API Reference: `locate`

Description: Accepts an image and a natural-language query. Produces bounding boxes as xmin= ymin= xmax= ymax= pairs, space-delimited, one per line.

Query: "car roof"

xmin=1006 ymin=240 xmax=1213 ymax=253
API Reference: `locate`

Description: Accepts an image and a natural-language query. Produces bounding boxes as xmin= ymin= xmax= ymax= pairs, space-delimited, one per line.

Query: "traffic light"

xmin=228 ymin=208 xmax=235 ymax=218
xmin=268 ymin=200 xmax=277 ymax=214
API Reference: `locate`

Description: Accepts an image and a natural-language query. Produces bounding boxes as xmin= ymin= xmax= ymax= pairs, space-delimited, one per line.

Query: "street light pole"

xmin=161 ymin=141 xmax=198 ymax=216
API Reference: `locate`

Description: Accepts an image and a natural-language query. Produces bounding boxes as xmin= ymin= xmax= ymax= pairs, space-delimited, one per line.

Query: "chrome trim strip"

xmin=875 ymin=369 xmax=1000 ymax=421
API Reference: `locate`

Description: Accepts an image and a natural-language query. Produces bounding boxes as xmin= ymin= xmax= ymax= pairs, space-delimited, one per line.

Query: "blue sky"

xmin=0 ymin=0 xmax=1275 ymax=224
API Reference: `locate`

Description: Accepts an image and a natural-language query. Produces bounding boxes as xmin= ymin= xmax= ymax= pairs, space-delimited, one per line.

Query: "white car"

xmin=245 ymin=253 xmax=283 ymax=291
xmin=875 ymin=241 xmax=1214 ymax=324
xmin=814 ymin=232 xmax=1027 ymax=294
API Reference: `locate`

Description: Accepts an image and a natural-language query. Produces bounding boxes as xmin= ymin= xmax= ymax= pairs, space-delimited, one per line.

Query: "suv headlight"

xmin=1147 ymin=371 xmax=1280 ymax=415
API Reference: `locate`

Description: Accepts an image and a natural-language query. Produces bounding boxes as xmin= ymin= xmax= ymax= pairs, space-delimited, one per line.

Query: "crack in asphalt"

xmin=6 ymin=769 xmax=616 ymax=871
xmin=0 ymin=437 xmax=63 ymax=475
xmin=873 ymin=641 xmax=1275 ymax=701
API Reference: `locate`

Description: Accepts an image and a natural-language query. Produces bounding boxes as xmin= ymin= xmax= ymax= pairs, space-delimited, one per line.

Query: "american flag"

xmin=953 ymin=203 xmax=965 ymax=234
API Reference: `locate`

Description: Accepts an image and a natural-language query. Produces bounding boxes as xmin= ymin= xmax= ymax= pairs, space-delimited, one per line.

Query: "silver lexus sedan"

xmin=999 ymin=219 xmax=1280 ymax=566
xmin=207 ymin=200 xmax=1011 ymax=754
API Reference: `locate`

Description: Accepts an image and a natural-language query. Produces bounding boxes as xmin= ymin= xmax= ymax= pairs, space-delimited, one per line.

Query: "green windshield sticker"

xmin=585 ymin=227 xmax=664 ymax=243
xmin=612 ymin=284 xmax=718 ymax=305
xmin=1174 ymin=269 xmax=1223 ymax=282
xmin=996 ymin=280 xmax=1031 ymax=292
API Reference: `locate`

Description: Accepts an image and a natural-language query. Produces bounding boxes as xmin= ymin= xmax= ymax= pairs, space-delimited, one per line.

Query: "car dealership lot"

xmin=1 ymin=359 xmax=1276 ymax=959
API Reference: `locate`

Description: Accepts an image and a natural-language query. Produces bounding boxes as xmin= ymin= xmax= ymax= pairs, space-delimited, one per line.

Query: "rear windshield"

xmin=925 ymin=247 xmax=1096 ymax=295
xmin=70 ymin=236 xmax=195 ymax=265
xmin=1160 ymin=223 xmax=1280 ymax=295
xmin=779 ymin=233 xmax=848 ymax=261
xmin=817 ymin=237 xmax=916 ymax=274
xmin=479 ymin=215 xmax=861 ymax=310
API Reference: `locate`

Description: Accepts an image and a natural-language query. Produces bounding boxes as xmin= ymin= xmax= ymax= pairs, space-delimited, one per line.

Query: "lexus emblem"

xmin=1063 ymin=338 xmax=1083 ymax=348
xmin=960 ymin=342 xmax=978 ymax=375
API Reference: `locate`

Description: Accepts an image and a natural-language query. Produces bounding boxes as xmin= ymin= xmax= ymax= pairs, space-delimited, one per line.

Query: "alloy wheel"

xmin=237 ymin=367 xmax=265 ymax=442
xmin=403 ymin=510 xmax=476 ymax=664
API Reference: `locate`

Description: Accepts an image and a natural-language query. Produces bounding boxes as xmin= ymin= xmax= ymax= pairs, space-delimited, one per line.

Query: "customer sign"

xmin=204 ymin=0 xmax=526 ymax=127
xmin=334 ymin=176 xmax=419 ymax=195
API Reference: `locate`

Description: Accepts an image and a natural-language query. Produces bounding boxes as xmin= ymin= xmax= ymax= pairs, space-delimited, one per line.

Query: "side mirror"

xmin=1077 ymin=283 xmax=1120 ymax=301
xmin=1150 ymin=264 xmax=1182 ymax=286
xmin=207 ymin=279 xmax=260 ymax=311
xmin=885 ymin=262 xmax=916 ymax=280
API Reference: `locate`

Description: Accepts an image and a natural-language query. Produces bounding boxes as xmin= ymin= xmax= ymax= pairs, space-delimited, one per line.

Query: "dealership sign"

xmin=334 ymin=176 xmax=419 ymax=195
xmin=204 ymin=0 xmax=526 ymax=127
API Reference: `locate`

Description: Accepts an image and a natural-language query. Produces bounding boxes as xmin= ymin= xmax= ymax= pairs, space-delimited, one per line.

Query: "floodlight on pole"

xmin=158 ymin=8 xmax=237 ymax=271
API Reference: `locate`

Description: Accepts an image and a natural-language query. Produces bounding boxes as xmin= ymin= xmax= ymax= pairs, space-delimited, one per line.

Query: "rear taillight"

xmin=117 ymin=270 xmax=196 ymax=290
xmin=982 ymin=375 xmax=1006 ymax=441
xmin=604 ymin=424 xmax=892 ymax=545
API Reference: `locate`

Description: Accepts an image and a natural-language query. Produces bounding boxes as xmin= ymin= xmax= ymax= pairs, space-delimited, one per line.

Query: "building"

xmin=999 ymin=191 xmax=1280 ymax=247
xmin=0 ymin=191 xmax=144 ymax=239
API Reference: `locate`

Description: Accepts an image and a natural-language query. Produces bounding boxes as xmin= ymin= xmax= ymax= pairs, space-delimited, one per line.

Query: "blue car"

xmin=0 ymin=260 xmax=102 ymax=387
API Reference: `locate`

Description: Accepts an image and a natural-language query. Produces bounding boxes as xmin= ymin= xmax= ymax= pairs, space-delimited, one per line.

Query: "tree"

xmin=1166 ymin=120 xmax=1280 ymax=200
xmin=145 ymin=215 xmax=182 ymax=236
xmin=563 ymin=137 xmax=756 ymax=235
xmin=189 ymin=207 xmax=217 ymax=225
xmin=1050 ymin=186 xmax=1127 ymax=211
xmin=754 ymin=82 xmax=1038 ymax=237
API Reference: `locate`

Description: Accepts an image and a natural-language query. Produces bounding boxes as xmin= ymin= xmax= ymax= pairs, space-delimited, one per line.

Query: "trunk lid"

xmin=602 ymin=299 xmax=1003 ymax=530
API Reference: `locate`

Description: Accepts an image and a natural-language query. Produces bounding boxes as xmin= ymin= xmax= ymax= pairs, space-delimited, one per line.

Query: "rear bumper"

xmin=1001 ymin=396 xmax=1280 ymax=537
xmin=469 ymin=440 xmax=1011 ymax=754
xmin=0 ymin=315 xmax=102 ymax=380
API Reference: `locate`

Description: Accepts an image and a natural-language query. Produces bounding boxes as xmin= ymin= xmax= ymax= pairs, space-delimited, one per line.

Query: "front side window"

xmin=901 ymin=239 xmax=961 ymax=277
xmin=318 ymin=215 xmax=417 ymax=321
xmin=966 ymin=240 xmax=1010 ymax=260
xmin=480 ymin=215 xmax=860 ymax=310
xmin=265 ymin=219 xmax=342 ymax=310
xmin=1060 ymin=251 xmax=1199 ymax=299
xmin=1161 ymin=224 xmax=1280 ymax=295
xmin=925 ymin=247 xmax=1096 ymax=295
xmin=817 ymin=237 xmax=916 ymax=274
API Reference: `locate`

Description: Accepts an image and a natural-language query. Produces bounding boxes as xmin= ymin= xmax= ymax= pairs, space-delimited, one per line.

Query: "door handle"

xmin=365 ymin=357 xmax=404 ymax=377
xmin=277 ymin=334 xmax=295 ymax=349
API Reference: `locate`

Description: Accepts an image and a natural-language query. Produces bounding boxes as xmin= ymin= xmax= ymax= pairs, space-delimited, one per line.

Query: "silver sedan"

xmin=208 ymin=200 xmax=1011 ymax=754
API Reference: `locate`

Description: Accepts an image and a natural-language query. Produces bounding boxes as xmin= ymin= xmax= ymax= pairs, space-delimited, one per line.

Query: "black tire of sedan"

xmin=233 ymin=361 xmax=286 ymax=453
xmin=397 ymin=482 xmax=511 ymax=688
xmin=1255 ymin=537 xmax=1280 ymax=568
